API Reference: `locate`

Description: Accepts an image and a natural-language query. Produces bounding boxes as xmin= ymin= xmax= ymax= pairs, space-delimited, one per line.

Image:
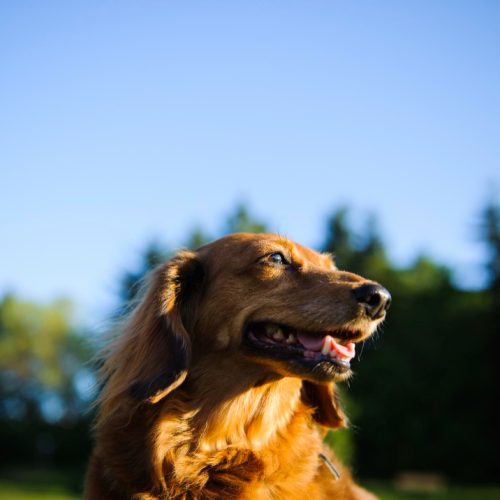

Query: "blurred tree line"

xmin=0 ymin=297 xmax=93 ymax=471
xmin=1 ymin=202 xmax=499 ymax=483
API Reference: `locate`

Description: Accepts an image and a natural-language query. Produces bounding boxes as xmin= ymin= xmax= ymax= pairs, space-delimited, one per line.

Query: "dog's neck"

xmin=196 ymin=375 xmax=304 ymax=453
xmin=162 ymin=355 xmax=308 ymax=453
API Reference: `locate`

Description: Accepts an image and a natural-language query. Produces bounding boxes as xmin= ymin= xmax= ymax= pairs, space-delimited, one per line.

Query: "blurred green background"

xmin=1 ymin=203 xmax=499 ymax=498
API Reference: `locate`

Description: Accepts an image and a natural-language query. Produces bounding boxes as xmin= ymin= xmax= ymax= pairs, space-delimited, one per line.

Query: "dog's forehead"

xmin=198 ymin=233 xmax=280 ymax=260
xmin=198 ymin=233 xmax=333 ymax=268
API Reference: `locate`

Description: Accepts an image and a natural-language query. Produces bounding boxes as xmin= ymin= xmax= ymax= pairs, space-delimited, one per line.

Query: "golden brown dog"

xmin=85 ymin=233 xmax=390 ymax=499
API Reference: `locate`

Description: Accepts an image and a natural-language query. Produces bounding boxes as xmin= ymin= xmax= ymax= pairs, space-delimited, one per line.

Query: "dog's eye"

xmin=268 ymin=252 xmax=289 ymax=265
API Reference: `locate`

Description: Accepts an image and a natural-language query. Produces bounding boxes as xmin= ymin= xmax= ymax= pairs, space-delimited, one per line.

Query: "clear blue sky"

xmin=1 ymin=1 xmax=499 ymax=323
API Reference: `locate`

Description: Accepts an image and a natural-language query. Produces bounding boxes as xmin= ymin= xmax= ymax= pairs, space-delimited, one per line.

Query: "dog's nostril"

xmin=366 ymin=293 xmax=382 ymax=307
xmin=353 ymin=284 xmax=391 ymax=319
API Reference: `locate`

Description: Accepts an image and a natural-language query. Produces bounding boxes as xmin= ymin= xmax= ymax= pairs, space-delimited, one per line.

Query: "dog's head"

xmin=112 ymin=233 xmax=390 ymax=428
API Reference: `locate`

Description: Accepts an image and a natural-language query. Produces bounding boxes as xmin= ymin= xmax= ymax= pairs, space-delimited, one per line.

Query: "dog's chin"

xmin=275 ymin=356 xmax=352 ymax=383
xmin=242 ymin=321 xmax=366 ymax=383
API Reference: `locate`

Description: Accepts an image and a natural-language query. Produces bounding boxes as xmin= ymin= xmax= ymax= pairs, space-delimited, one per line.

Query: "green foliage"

xmin=481 ymin=200 xmax=500 ymax=315
xmin=0 ymin=295 xmax=93 ymax=467
xmin=323 ymin=208 xmax=390 ymax=282
xmin=185 ymin=226 xmax=212 ymax=250
xmin=324 ymin=427 xmax=354 ymax=468
xmin=0 ymin=468 xmax=82 ymax=499
xmin=224 ymin=203 xmax=267 ymax=235
xmin=0 ymin=296 xmax=91 ymax=421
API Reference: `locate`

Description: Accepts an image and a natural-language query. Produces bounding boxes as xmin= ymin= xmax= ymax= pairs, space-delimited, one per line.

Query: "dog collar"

xmin=318 ymin=452 xmax=341 ymax=480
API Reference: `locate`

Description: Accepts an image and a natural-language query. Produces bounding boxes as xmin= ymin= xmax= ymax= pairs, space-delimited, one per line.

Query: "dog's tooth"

xmin=321 ymin=339 xmax=331 ymax=355
xmin=272 ymin=328 xmax=285 ymax=341
xmin=285 ymin=333 xmax=296 ymax=344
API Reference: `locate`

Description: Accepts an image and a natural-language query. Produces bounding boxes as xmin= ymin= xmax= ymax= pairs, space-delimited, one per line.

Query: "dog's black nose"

xmin=353 ymin=284 xmax=391 ymax=320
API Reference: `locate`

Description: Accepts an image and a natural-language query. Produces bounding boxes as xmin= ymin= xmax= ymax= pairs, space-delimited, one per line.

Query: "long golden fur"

xmin=85 ymin=233 xmax=390 ymax=499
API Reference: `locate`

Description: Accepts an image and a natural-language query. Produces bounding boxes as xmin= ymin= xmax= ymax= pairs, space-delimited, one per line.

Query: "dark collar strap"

xmin=318 ymin=452 xmax=341 ymax=480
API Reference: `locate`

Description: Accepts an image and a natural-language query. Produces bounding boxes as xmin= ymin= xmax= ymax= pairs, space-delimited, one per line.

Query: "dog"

xmin=84 ymin=233 xmax=390 ymax=499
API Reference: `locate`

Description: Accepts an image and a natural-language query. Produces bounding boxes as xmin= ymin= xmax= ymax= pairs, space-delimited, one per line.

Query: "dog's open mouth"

xmin=245 ymin=321 xmax=363 ymax=371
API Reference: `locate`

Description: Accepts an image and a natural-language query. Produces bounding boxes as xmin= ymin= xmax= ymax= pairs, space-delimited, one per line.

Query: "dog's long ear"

xmin=301 ymin=381 xmax=347 ymax=428
xmin=116 ymin=250 xmax=203 ymax=404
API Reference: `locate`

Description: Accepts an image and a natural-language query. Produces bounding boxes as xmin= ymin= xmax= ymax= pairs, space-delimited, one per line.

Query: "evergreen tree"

xmin=482 ymin=199 xmax=500 ymax=304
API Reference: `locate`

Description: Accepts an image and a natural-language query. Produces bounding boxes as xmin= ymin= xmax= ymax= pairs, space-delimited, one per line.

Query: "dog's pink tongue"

xmin=297 ymin=332 xmax=325 ymax=351
xmin=297 ymin=332 xmax=356 ymax=360
xmin=329 ymin=338 xmax=356 ymax=360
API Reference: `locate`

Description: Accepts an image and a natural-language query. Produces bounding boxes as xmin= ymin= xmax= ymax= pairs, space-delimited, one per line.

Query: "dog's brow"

xmin=257 ymin=237 xmax=293 ymax=254
xmin=290 ymin=243 xmax=323 ymax=266
xmin=275 ymin=236 xmax=294 ymax=249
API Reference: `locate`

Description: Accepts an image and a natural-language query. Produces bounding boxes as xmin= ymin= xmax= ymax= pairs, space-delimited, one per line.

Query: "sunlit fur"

xmin=85 ymin=233 xmax=383 ymax=499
